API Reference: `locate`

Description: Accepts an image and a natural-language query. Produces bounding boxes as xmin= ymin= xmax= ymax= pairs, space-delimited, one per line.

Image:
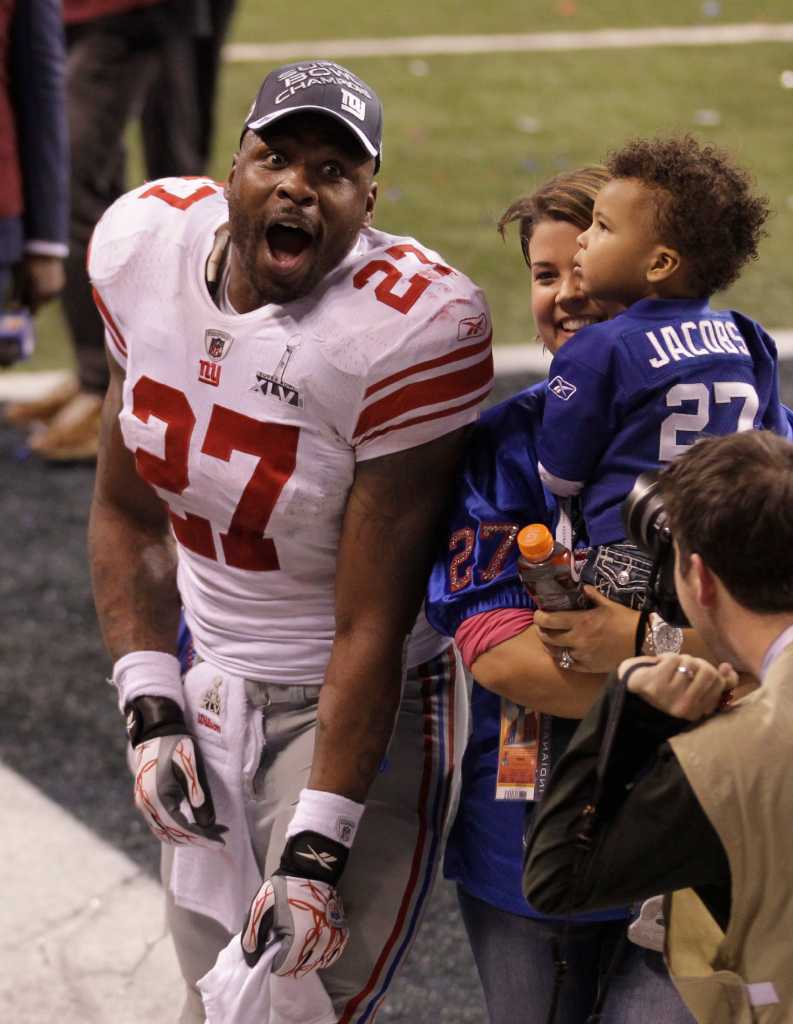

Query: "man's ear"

xmin=690 ymin=553 xmax=718 ymax=608
xmin=646 ymin=245 xmax=681 ymax=284
xmin=363 ymin=182 xmax=378 ymax=227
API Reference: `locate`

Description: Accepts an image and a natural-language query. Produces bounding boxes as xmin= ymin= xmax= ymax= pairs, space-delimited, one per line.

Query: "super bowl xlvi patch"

xmin=548 ymin=375 xmax=577 ymax=401
xmin=457 ymin=312 xmax=488 ymax=341
xmin=197 ymin=676 xmax=223 ymax=734
xmin=251 ymin=337 xmax=304 ymax=407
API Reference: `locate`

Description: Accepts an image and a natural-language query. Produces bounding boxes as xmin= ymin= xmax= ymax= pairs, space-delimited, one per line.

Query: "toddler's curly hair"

xmin=606 ymin=135 xmax=769 ymax=296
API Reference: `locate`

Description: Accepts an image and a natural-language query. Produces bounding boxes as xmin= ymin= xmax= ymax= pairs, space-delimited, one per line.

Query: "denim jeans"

xmin=458 ymin=888 xmax=694 ymax=1024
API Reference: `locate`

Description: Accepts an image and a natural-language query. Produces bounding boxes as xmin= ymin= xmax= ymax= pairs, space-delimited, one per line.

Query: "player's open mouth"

xmin=266 ymin=222 xmax=315 ymax=270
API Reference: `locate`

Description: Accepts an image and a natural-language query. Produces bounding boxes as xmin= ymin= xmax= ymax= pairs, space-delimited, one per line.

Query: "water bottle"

xmin=517 ymin=523 xmax=591 ymax=611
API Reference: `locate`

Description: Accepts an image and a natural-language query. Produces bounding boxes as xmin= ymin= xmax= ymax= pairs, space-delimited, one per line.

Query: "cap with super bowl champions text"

xmin=242 ymin=61 xmax=383 ymax=171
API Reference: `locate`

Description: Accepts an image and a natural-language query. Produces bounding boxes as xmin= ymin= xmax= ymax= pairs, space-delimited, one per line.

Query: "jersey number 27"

xmin=132 ymin=376 xmax=298 ymax=572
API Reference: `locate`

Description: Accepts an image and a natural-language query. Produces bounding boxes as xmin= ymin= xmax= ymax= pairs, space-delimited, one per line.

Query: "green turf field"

xmin=25 ymin=2 xmax=793 ymax=371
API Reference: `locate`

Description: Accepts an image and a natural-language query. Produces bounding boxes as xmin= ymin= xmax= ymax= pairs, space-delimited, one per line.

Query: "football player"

xmin=88 ymin=61 xmax=493 ymax=1022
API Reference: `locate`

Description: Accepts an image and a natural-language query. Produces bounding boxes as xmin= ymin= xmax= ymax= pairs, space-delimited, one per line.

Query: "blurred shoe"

xmin=3 ymin=374 xmax=79 ymax=427
xmin=28 ymin=390 xmax=102 ymax=462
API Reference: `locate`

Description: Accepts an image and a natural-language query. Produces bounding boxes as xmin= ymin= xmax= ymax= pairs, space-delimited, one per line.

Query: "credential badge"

xmin=205 ymin=328 xmax=234 ymax=361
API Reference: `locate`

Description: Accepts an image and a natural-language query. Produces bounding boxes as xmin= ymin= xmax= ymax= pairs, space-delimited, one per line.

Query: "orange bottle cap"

xmin=517 ymin=523 xmax=554 ymax=562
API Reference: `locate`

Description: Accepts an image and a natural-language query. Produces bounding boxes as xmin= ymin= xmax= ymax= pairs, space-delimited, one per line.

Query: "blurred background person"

xmin=0 ymin=0 xmax=68 ymax=353
xmin=141 ymin=0 xmax=237 ymax=178
xmin=4 ymin=0 xmax=235 ymax=461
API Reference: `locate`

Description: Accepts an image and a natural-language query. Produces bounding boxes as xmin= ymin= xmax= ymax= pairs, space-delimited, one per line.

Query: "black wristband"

xmin=276 ymin=830 xmax=349 ymax=886
xmin=125 ymin=694 xmax=187 ymax=747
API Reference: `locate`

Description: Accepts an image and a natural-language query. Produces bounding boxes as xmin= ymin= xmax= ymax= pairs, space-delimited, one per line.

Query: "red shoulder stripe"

xmin=92 ymin=287 xmax=127 ymax=357
xmin=363 ymin=334 xmax=491 ymax=400
xmin=353 ymin=341 xmax=493 ymax=442
xmin=355 ymin=389 xmax=490 ymax=447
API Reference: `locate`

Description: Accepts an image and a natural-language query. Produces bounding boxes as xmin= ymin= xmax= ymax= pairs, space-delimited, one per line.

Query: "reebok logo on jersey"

xmin=457 ymin=313 xmax=488 ymax=341
xmin=549 ymin=375 xmax=577 ymax=401
xmin=297 ymin=845 xmax=338 ymax=871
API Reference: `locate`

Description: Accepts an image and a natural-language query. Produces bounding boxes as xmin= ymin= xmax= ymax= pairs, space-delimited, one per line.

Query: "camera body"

xmin=622 ymin=471 xmax=688 ymax=627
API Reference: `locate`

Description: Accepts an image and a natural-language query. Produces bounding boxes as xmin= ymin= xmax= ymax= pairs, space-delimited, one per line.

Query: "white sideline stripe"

xmin=2 ymin=332 xmax=793 ymax=402
xmin=225 ymin=22 xmax=793 ymax=62
xmin=0 ymin=368 xmax=75 ymax=401
xmin=1 ymin=760 xmax=181 ymax=1024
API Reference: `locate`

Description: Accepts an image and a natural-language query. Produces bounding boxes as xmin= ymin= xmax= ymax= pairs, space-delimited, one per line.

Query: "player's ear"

xmin=647 ymin=245 xmax=681 ymax=284
xmin=224 ymin=154 xmax=239 ymax=199
xmin=363 ymin=182 xmax=377 ymax=227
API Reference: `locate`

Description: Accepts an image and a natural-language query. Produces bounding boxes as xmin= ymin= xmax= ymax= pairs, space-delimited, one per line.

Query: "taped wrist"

xmin=111 ymin=650 xmax=183 ymax=713
xmin=277 ymin=831 xmax=349 ymax=887
xmin=125 ymin=695 xmax=187 ymax=747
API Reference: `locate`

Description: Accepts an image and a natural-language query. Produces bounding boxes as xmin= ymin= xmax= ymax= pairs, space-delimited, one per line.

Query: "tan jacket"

xmin=667 ymin=641 xmax=793 ymax=1023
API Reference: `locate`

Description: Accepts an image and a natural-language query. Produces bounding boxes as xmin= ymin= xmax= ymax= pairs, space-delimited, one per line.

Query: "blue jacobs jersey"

xmin=426 ymin=383 xmax=626 ymax=922
xmin=538 ymin=298 xmax=789 ymax=545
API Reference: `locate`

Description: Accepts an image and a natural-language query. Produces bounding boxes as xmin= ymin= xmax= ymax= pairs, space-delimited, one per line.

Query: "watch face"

xmin=654 ymin=622 xmax=683 ymax=654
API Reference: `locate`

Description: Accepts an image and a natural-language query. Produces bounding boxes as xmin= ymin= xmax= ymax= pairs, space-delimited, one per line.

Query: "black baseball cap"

xmin=243 ymin=61 xmax=383 ymax=171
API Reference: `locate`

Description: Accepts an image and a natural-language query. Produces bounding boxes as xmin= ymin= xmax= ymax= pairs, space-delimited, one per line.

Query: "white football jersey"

xmin=89 ymin=177 xmax=493 ymax=683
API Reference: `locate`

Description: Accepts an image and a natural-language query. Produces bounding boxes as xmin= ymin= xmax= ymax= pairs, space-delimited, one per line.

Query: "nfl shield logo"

xmin=205 ymin=328 xmax=234 ymax=361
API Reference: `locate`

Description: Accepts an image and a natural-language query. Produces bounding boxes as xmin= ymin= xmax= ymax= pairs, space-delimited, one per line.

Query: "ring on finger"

xmin=558 ymin=648 xmax=574 ymax=670
xmin=676 ymin=665 xmax=695 ymax=680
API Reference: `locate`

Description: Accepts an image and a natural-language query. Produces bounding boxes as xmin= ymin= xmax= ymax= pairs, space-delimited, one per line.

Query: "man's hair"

xmin=606 ymin=135 xmax=769 ymax=297
xmin=498 ymin=166 xmax=610 ymax=263
xmin=658 ymin=431 xmax=793 ymax=613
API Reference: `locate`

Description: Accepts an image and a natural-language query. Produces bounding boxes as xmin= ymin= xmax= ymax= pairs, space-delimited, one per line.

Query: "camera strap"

xmin=543 ymin=678 xmax=631 ymax=1024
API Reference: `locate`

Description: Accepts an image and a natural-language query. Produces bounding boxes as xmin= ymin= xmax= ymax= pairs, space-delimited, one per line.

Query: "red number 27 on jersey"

xmin=132 ymin=376 xmax=299 ymax=572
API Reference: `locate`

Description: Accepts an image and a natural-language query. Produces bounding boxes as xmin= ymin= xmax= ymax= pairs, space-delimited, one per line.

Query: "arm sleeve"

xmin=732 ymin=312 xmax=791 ymax=439
xmin=426 ymin=389 xmax=549 ymax=637
xmin=523 ymin=683 xmax=731 ymax=916
xmin=537 ymin=327 xmax=620 ymax=490
xmin=350 ymin=262 xmax=494 ymax=461
xmin=10 ymin=0 xmax=69 ymax=251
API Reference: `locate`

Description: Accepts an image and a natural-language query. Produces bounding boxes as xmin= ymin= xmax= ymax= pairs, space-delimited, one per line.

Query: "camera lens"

xmin=623 ymin=471 xmax=668 ymax=557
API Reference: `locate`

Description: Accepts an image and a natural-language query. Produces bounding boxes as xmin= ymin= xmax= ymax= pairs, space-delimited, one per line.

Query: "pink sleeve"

xmin=454 ymin=608 xmax=534 ymax=670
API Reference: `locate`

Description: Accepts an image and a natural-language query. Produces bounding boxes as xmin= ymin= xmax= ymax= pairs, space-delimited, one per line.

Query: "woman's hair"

xmin=606 ymin=135 xmax=769 ymax=296
xmin=498 ymin=166 xmax=610 ymax=263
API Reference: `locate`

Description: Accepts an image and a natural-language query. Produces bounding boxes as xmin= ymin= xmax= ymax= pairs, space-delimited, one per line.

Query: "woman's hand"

xmin=533 ymin=585 xmax=639 ymax=673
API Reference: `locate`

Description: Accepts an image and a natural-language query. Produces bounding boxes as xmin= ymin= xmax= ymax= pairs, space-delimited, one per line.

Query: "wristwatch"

xmin=644 ymin=612 xmax=683 ymax=655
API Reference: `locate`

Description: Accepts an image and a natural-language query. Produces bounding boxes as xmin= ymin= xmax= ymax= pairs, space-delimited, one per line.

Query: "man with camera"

xmin=523 ymin=429 xmax=793 ymax=1023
